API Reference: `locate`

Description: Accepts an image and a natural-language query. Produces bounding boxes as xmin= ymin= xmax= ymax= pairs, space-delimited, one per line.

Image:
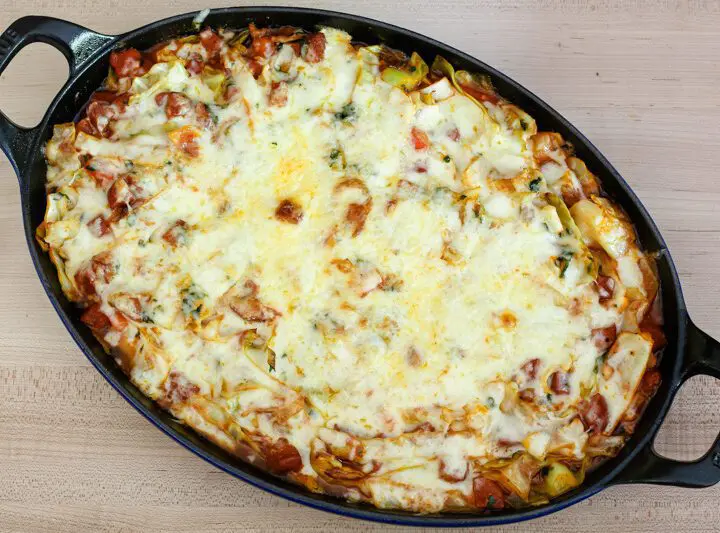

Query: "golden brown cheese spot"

xmin=275 ymin=199 xmax=304 ymax=224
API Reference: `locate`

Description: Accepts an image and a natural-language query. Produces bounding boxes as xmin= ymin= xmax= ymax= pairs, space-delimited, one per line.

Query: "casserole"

xmin=1 ymin=7 xmax=719 ymax=526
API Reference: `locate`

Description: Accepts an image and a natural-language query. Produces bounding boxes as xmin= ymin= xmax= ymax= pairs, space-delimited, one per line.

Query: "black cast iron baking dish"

xmin=1 ymin=7 xmax=719 ymax=527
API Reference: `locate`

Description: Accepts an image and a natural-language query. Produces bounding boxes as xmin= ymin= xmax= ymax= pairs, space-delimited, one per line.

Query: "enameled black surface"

xmin=1 ymin=8 xmax=719 ymax=526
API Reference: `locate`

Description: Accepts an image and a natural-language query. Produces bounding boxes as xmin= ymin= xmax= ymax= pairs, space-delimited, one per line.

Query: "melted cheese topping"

xmin=40 ymin=27 xmax=660 ymax=513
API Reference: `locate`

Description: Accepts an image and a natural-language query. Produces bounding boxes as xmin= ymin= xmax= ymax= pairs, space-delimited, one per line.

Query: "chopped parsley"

xmin=334 ymin=103 xmax=356 ymax=121
xmin=554 ymin=250 xmax=574 ymax=278
xmin=443 ymin=155 xmax=451 ymax=163
xmin=181 ymin=283 xmax=207 ymax=319
xmin=528 ymin=177 xmax=542 ymax=192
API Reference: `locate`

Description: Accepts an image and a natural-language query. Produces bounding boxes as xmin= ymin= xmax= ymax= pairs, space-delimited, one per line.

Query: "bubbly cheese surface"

xmin=40 ymin=26 xmax=661 ymax=513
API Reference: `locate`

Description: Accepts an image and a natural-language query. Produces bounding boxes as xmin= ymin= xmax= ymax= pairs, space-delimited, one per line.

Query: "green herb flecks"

xmin=181 ymin=283 xmax=207 ymax=319
xmin=334 ymin=103 xmax=356 ymax=121
xmin=554 ymin=249 xmax=574 ymax=278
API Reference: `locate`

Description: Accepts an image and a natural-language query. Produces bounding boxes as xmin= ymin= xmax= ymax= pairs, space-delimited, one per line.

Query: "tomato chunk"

xmin=162 ymin=371 xmax=200 ymax=405
xmin=592 ymin=325 xmax=617 ymax=352
xmin=521 ymin=358 xmax=540 ymax=379
xmin=109 ymin=48 xmax=148 ymax=77
xmin=155 ymin=91 xmax=192 ymax=119
xmin=549 ymin=370 xmax=570 ymax=394
xmin=579 ymin=393 xmax=609 ymax=434
xmin=87 ymin=214 xmax=112 ymax=237
xmin=305 ymin=32 xmax=326 ymax=63
xmin=410 ymin=127 xmax=430 ymax=150
xmin=199 ymin=28 xmax=223 ymax=57
xmin=596 ymin=275 xmax=615 ymax=304
xmin=460 ymin=82 xmax=499 ymax=104
xmin=162 ymin=220 xmax=189 ymax=247
xmin=472 ymin=477 xmax=505 ymax=509
xmin=268 ymin=81 xmax=288 ymax=107
xmin=263 ymin=438 xmax=303 ymax=474
xmin=81 ymin=303 xmax=112 ymax=332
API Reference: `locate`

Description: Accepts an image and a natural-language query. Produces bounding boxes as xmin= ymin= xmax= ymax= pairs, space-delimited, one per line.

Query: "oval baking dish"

xmin=1 ymin=7 xmax=719 ymax=527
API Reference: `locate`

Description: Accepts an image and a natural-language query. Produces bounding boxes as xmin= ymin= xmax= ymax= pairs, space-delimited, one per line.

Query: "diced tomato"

xmin=81 ymin=304 xmax=112 ymax=332
xmin=76 ymin=118 xmax=95 ymax=136
xmin=195 ymin=102 xmax=212 ymax=129
xmin=109 ymin=48 xmax=148 ymax=78
xmin=162 ymin=371 xmax=200 ymax=406
xmin=549 ymin=371 xmax=570 ymax=394
xmin=247 ymin=58 xmax=264 ymax=79
xmin=592 ymin=325 xmax=617 ymax=352
xmin=263 ymin=438 xmax=303 ymax=474
xmin=579 ymin=393 xmax=609 ymax=434
xmin=269 ymin=81 xmax=289 ymax=107
xmin=74 ymin=253 xmax=113 ymax=299
xmin=112 ymin=93 xmax=131 ymax=113
xmin=86 ymin=169 xmax=116 ymax=189
xmin=109 ymin=311 xmax=128 ymax=330
xmin=108 ymin=204 xmax=129 ymax=224
xmin=199 ymin=28 xmax=223 ymax=57
xmin=107 ymin=177 xmax=131 ymax=209
xmin=288 ymin=42 xmax=302 ymax=56
xmin=521 ymin=358 xmax=540 ymax=379
xmin=155 ymin=91 xmax=192 ymax=119
xmin=304 ymin=32 xmax=326 ymax=63
xmin=224 ymin=85 xmax=240 ymax=102
xmin=83 ymin=101 xmax=116 ymax=138
xmin=250 ymin=36 xmax=275 ymax=59
xmin=87 ymin=215 xmax=112 ymax=237
xmin=168 ymin=126 xmax=201 ymax=158
xmin=518 ymin=388 xmax=535 ymax=402
xmin=596 ymin=275 xmax=615 ymax=304
xmin=439 ymin=460 xmax=468 ymax=482
xmin=410 ymin=127 xmax=430 ymax=150
xmin=460 ymin=82 xmax=499 ymax=104
xmin=186 ymin=55 xmax=204 ymax=75
xmin=162 ymin=220 xmax=188 ymax=247
xmin=472 ymin=477 xmax=505 ymax=509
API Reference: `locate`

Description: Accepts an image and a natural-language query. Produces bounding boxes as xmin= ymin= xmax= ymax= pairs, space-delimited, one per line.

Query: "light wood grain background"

xmin=1 ymin=1 xmax=719 ymax=531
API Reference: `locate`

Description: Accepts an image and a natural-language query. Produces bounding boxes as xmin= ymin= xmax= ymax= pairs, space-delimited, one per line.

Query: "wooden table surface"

xmin=1 ymin=1 xmax=719 ymax=531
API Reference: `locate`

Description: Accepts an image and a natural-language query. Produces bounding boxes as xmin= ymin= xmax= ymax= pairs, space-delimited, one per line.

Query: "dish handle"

xmin=615 ymin=316 xmax=720 ymax=487
xmin=0 ymin=16 xmax=114 ymax=179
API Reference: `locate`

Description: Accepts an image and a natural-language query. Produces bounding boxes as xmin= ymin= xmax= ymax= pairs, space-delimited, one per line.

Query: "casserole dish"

xmin=0 ymin=7 xmax=719 ymax=526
